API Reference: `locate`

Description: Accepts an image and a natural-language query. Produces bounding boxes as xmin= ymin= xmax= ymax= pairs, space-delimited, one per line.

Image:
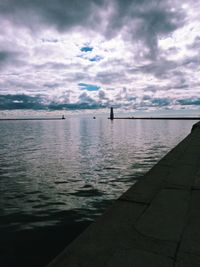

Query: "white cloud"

xmin=0 ymin=0 xmax=200 ymax=112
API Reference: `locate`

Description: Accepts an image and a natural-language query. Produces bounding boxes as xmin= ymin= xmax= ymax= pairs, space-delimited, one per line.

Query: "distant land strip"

xmin=111 ymin=117 xmax=200 ymax=120
xmin=0 ymin=118 xmax=65 ymax=121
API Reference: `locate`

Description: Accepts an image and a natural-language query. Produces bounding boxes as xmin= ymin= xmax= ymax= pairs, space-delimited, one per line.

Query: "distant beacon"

xmin=110 ymin=107 xmax=114 ymax=120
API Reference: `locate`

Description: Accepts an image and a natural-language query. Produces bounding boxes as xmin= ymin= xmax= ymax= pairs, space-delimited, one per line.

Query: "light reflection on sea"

xmin=0 ymin=116 xmax=196 ymax=231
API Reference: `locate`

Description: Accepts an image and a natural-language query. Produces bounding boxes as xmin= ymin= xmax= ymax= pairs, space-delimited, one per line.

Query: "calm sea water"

xmin=0 ymin=115 xmax=197 ymax=266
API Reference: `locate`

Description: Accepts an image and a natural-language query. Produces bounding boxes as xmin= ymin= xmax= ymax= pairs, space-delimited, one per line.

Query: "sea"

xmin=0 ymin=114 xmax=197 ymax=267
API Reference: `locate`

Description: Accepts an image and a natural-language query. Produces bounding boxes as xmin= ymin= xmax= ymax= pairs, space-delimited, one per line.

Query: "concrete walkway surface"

xmin=47 ymin=121 xmax=200 ymax=267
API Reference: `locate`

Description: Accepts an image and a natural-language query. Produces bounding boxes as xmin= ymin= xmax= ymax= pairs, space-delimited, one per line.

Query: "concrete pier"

xmin=47 ymin=121 xmax=200 ymax=267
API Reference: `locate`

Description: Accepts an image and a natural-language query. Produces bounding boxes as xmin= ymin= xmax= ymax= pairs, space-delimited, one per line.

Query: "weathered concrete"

xmin=47 ymin=121 xmax=200 ymax=267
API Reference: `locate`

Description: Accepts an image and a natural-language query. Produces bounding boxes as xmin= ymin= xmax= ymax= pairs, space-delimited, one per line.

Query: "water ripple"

xmin=0 ymin=117 xmax=195 ymax=231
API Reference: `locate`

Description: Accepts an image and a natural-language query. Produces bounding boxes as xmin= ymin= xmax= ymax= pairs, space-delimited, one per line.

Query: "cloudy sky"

xmin=0 ymin=0 xmax=200 ymax=113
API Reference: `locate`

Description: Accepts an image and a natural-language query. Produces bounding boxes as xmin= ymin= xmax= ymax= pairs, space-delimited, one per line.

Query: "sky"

xmin=0 ymin=0 xmax=200 ymax=114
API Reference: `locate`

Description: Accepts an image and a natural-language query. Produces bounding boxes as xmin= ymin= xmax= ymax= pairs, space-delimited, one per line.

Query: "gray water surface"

xmin=0 ymin=116 xmax=196 ymax=231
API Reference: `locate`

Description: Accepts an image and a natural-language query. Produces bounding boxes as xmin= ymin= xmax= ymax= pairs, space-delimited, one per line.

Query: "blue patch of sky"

xmin=89 ymin=55 xmax=103 ymax=62
xmin=78 ymin=83 xmax=100 ymax=91
xmin=80 ymin=46 xmax=93 ymax=52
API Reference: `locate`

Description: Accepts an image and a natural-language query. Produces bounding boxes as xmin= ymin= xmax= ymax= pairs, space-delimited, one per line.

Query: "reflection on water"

xmin=0 ymin=116 xmax=195 ymax=231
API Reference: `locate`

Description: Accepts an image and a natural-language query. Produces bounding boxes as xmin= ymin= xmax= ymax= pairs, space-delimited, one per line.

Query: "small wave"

xmin=54 ymin=181 xmax=68 ymax=184
xmin=70 ymin=189 xmax=103 ymax=197
xmin=38 ymin=195 xmax=50 ymax=200
xmin=82 ymin=184 xmax=93 ymax=188
xmin=33 ymin=202 xmax=66 ymax=209
xmin=26 ymin=190 xmax=41 ymax=195
xmin=104 ymin=167 xmax=118 ymax=170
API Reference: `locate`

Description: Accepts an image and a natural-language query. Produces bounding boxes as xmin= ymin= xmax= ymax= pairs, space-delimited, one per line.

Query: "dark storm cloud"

xmin=43 ymin=82 xmax=63 ymax=89
xmin=144 ymin=81 xmax=190 ymax=94
xmin=0 ymin=51 xmax=11 ymax=62
xmin=0 ymin=94 xmax=105 ymax=110
xmin=151 ymin=97 xmax=171 ymax=107
xmin=0 ymin=0 xmax=185 ymax=58
xmin=48 ymin=102 xmax=105 ymax=110
xmin=138 ymin=59 xmax=177 ymax=78
xmin=35 ymin=61 xmax=89 ymax=75
xmin=95 ymin=70 xmax=127 ymax=84
xmin=98 ymin=90 xmax=107 ymax=100
xmin=36 ymin=62 xmax=71 ymax=70
xmin=0 ymin=0 xmax=105 ymax=31
xmin=180 ymin=55 xmax=200 ymax=70
xmin=106 ymin=0 xmax=185 ymax=59
xmin=138 ymin=96 xmax=173 ymax=109
xmin=79 ymin=92 xmax=96 ymax=103
xmin=0 ymin=50 xmax=29 ymax=75
xmin=177 ymin=98 xmax=200 ymax=106
xmin=49 ymin=91 xmax=105 ymax=109
xmin=0 ymin=51 xmax=22 ymax=68
xmin=0 ymin=94 xmax=45 ymax=110
xmin=143 ymin=85 xmax=158 ymax=92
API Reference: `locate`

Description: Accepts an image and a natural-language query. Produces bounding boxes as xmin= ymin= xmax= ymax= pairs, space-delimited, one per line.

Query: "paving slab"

xmin=176 ymin=148 xmax=200 ymax=166
xmin=135 ymin=189 xmax=190 ymax=242
xmin=120 ymin=164 xmax=170 ymax=204
xmin=193 ymin=170 xmax=200 ymax=188
xmin=158 ymin=136 xmax=191 ymax=166
xmin=106 ymin=248 xmax=173 ymax=267
xmin=175 ymin=253 xmax=200 ymax=267
xmin=179 ymin=190 xmax=200 ymax=256
xmin=164 ymin=164 xmax=198 ymax=189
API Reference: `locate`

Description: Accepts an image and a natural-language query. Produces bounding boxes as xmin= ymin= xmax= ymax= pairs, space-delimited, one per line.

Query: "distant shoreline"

xmin=0 ymin=117 xmax=200 ymax=121
xmin=110 ymin=117 xmax=200 ymax=120
xmin=0 ymin=118 xmax=65 ymax=121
